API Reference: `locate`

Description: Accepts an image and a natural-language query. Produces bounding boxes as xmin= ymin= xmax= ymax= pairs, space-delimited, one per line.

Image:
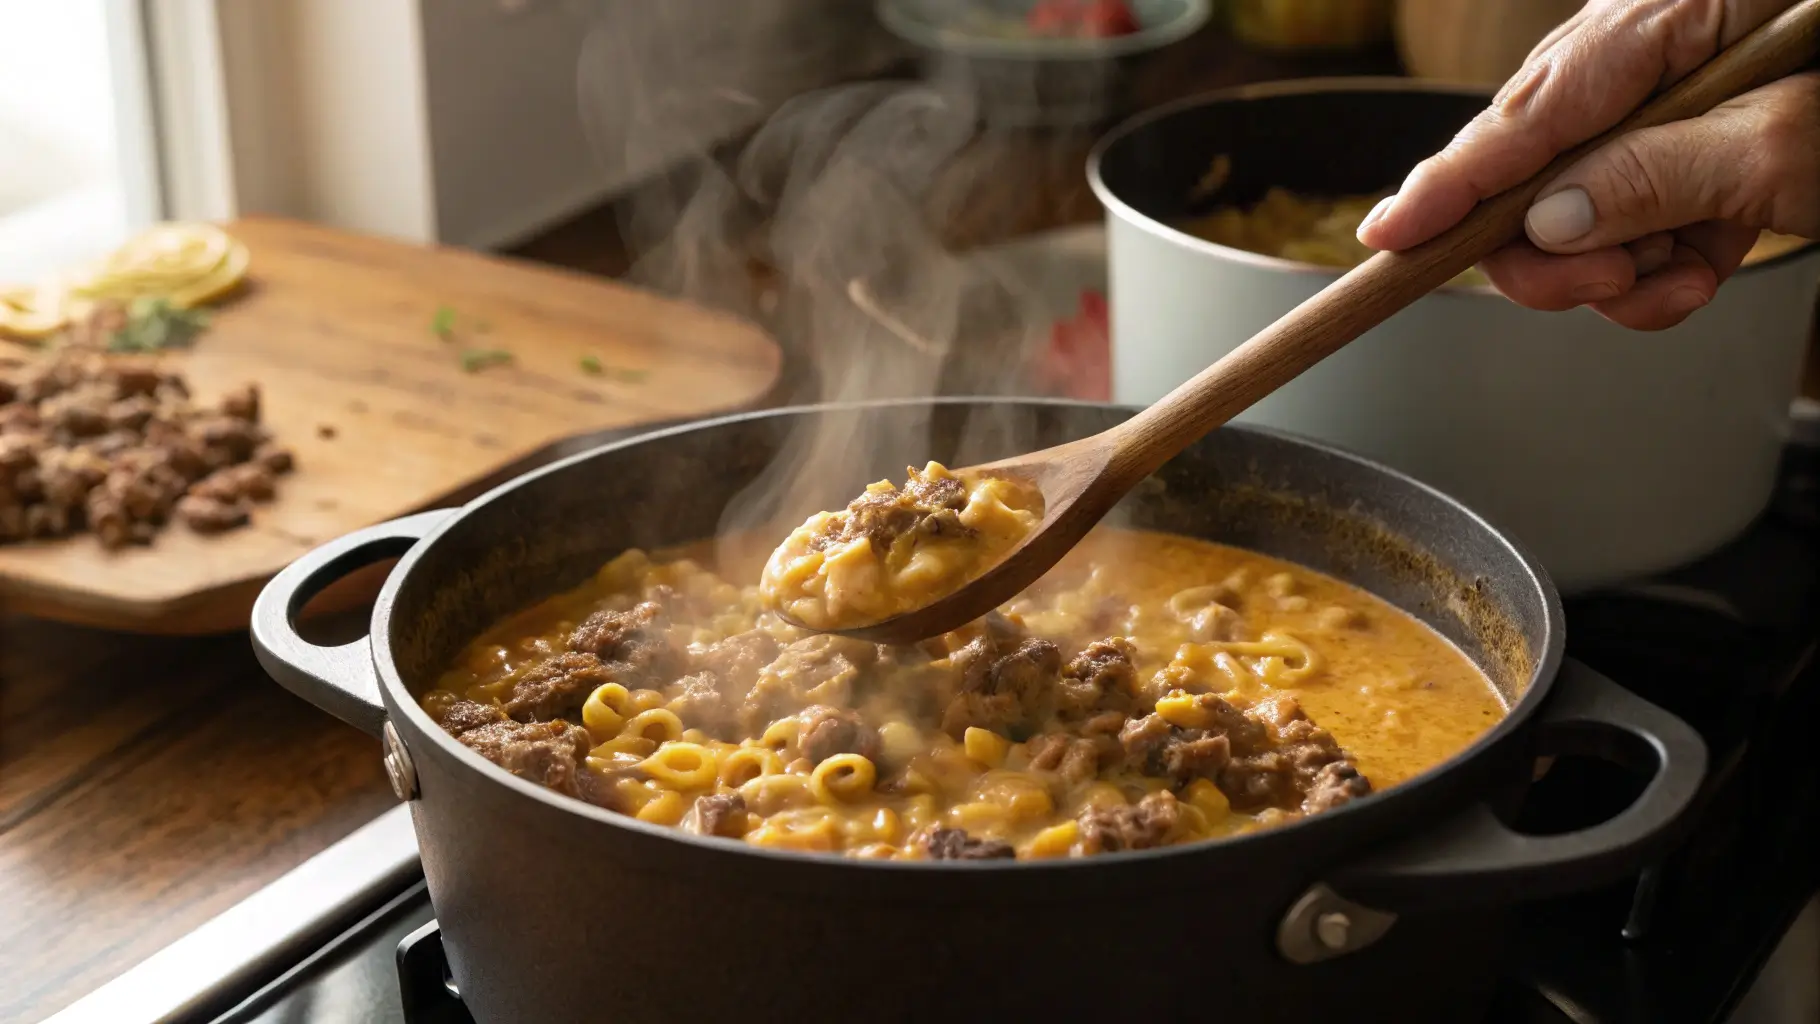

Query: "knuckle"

xmin=1493 ymin=58 xmax=1551 ymax=118
xmin=1592 ymin=138 xmax=1670 ymax=222
xmin=1738 ymin=76 xmax=1820 ymax=227
xmin=1762 ymin=79 xmax=1820 ymax=172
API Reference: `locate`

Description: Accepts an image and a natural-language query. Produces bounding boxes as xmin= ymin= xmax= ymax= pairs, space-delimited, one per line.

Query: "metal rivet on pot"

xmin=1315 ymin=912 xmax=1351 ymax=950
xmin=383 ymin=721 xmax=419 ymax=802
xmin=1277 ymin=884 xmax=1397 ymax=965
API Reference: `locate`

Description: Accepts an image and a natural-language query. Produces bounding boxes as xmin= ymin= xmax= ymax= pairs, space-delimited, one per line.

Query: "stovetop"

xmin=44 ymin=408 xmax=1820 ymax=1024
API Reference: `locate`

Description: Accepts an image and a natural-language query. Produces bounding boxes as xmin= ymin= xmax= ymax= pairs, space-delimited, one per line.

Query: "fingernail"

xmin=1527 ymin=187 xmax=1596 ymax=246
xmin=1356 ymin=195 xmax=1396 ymax=240
xmin=1572 ymin=280 xmax=1623 ymax=303
xmin=1666 ymin=287 xmax=1710 ymax=317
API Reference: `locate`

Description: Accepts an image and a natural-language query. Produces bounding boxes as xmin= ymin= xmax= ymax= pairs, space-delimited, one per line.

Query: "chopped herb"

xmin=430 ymin=304 xmax=457 ymax=340
xmin=579 ymin=353 xmax=648 ymax=382
xmin=110 ymin=298 xmax=210 ymax=353
xmin=460 ymin=348 xmax=513 ymax=372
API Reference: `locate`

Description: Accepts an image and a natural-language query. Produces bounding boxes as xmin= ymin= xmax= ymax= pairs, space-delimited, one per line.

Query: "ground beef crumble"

xmin=1077 ymin=791 xmax=1181 ymax=853
xmin=1115 ymin=691 xmax=1376 ymax=814
xmin=796 ymin=704 xmax=880 ymax=764
xmin=1026 ymin=732 xmax=1102 ymax=783
xmin=567 ymin=601 xmax=678 ymax=686
xmin=939 ymin=633 xmax=1062 ymax=739
xmin=502 ymin=651 xmax=616 ymax=722
xmin=923 ymin=827 xmax=1015 ymax=860
xmin=1303 ymin=761 xmax=1373 ymax=813
xmin=0 ymin=346 xmax=294 ymax=547
xmin=434 ymin=699 xmax=506 ymax=734
xmin=1221 ymin=702 xmax=1374 ymax=815
xmin=456 ymin=718 xmax=596 ymax=801
xmin=1056 ymin=637 xmax=1137 ymax=717
xmin=811 ymin=464 xmax=974 ymax=554
xmin=687 ymin=793 xmax=748 ymax=838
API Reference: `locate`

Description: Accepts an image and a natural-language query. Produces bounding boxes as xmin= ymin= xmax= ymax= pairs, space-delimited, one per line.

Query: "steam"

xmin=576 ymin=1 xmax=1072 ymax=555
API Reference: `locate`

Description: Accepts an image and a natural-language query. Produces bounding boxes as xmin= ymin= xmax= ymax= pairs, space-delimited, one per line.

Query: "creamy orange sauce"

xmin=423 ymin=528 xmax=1505 ymax=860
xmin=1005 ymin=531 xmax=1506 ymax=791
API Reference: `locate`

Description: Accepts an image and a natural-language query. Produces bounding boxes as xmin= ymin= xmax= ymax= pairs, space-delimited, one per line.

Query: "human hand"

xmin=1357 ymin=0 xmax=1819 ymax=330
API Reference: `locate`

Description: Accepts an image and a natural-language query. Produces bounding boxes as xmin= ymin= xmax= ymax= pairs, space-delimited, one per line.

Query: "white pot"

xmin=1090 ymin=79 xmax=1820 ymax=592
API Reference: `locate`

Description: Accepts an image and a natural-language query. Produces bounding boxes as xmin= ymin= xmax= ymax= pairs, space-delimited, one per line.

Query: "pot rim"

xmin=1086 ymin=75 xmax=1820 ymax=288
xmin=371 ymin=397 xmax=1566 ymax=873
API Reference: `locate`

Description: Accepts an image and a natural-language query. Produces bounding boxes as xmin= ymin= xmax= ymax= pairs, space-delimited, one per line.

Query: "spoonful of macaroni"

xmin=761 ymin=2 xmax=1820 ymax=644
xmin=761 ymin=463 xmax=1046 ymax=635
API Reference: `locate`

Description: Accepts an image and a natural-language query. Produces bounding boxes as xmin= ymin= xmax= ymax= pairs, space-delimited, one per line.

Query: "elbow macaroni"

xmin=758 ymin=463 xmax=1044 ymax=631
xmin=427 ymin=517 xmax=1508 ymax=861
xmin=641 ymin=742 xmax=718 ymax=790
xmin=810 ymin=753 xmax=878 ymax=805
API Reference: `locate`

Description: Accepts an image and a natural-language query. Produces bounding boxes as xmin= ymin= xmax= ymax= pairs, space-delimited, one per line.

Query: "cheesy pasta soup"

xmin=422 ymin=527 xmax=1506 ymax=860
xmin=1181 ymin=187 xmax=1491 ymax=288
xmin=1180 ymin=188 xmax=1808 ymax=286
xmin=761 ymin=462 xmax=1042 ymax=632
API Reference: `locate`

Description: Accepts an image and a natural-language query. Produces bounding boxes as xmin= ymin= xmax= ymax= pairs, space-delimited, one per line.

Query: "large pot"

xmin=1090 ymin=78 xmax=1820 ymax=593
xmin=251 ymin=400 xmax=1705 ymax=1023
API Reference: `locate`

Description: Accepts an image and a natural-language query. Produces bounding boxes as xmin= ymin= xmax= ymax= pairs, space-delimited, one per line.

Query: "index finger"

xmin=1357 ymin=0 xmax=1795 ymax=252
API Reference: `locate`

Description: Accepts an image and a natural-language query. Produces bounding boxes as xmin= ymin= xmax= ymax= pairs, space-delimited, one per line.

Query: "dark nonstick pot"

xmin=252 ymin=399 xmax=1706 ymax=1024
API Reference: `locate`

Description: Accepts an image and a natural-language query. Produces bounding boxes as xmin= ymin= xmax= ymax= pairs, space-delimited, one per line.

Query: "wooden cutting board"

xmin=0 ymin=217 xmax=781 ymax=634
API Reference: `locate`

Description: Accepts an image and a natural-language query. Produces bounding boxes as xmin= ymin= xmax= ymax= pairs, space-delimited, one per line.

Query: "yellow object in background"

xmin=0 ymin=284 xmax=71 ymax=341
xmin=1228 ymin=0 xmax=1394 ymax=50
xmin=1395 ymin=0 xmax=1583 ymax=85
xmin=70 ymin=222 xmax=250 ymax=309
xmin=0 ymin=222 xmax=250 ymax=342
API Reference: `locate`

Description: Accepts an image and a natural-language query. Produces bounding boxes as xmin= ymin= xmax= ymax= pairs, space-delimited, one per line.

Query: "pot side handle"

xmin=250 ymin=510 xmax=455 ymax=738
xmin=1329 ymin=657 xmax=1708 ymax=913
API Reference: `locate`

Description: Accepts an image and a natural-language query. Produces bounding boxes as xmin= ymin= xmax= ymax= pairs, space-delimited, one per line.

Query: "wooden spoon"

xmin=811 ymin=0 xmax=1820 ymax=645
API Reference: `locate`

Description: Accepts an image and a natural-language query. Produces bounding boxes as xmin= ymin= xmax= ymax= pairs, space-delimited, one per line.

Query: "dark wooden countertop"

xmin=0 ymin=614 xmax=398 ymax=1022
xmin=0 ymin=27 xmax=1411 ymax=1024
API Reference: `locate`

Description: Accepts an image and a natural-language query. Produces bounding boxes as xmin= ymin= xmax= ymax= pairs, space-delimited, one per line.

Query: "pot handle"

xmin=250 ymin=510 xmax=455 ymax=738
xmin=1332 ymin=658 xmax=1708 ymax=912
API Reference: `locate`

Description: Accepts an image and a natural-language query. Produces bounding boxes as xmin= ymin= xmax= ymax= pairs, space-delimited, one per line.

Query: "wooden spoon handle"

xmin=1112 ymin=0 xmax=1820 ymax=482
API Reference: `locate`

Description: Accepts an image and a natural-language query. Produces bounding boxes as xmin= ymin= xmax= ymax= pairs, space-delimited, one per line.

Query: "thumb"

xmin=1522 ymin=103 xmax=1752 ymax=254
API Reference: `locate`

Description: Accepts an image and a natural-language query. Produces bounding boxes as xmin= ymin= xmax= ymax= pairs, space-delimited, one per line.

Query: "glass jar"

xmin=1228 ymin=0 xmax=1395 ymax=51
